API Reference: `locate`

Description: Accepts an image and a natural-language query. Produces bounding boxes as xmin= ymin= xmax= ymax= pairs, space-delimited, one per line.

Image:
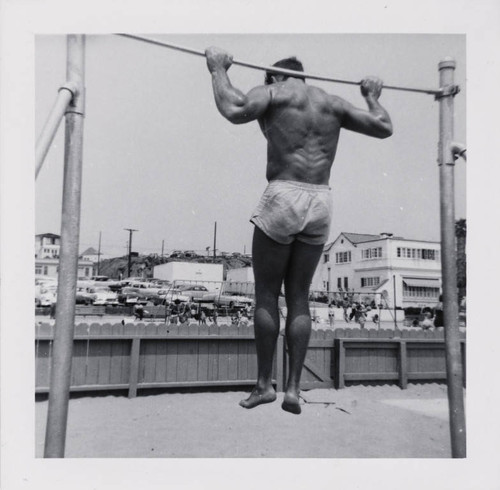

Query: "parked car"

xmin=157 ymin=288 xmax=190 ymax=304
xmin=90 ymin=275 xmax=110 ymax=282
xmin=201 ymin=291 xmax=253 ymax=308
xmin=86 ymin=286 xmax=119 ymax=306
xmin=75 ymin=287 xmax=94 ymax=305
xmin=118 ymin=287 xmax=149 ymax=305
xmin=36 ymin=285 xmax=57 ymax=307
xmin=174 ymin=284 xmax=209 ymax=301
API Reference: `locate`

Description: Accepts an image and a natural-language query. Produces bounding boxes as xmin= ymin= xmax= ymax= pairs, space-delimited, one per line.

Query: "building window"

xmin=35 ymin=266 xmax=42 ymax=275
xmin=337 ymin=278 xmax=342 ymax=289
xmin=361 ymin=277 xmax=380 ymax=288
xmin=335 ymin=251 xmax=351 ymax=264
xmin=361 ymin=247 xmax=382 ymax=259
xmin=397 ymin=247 xmax=439 ymax=260
xmin=324 ymin=253 xmax=330 ymax=263
xmin=403 ymin=283 xmax=440 ymax=299
xmin=343 ymin=277 xmax=348 ymax=289
xmin=43 ymin=266 xmax=48 ymax=275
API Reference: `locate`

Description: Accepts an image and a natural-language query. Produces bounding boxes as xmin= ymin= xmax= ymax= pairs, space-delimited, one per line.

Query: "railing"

xmin=35 ymin=322 xmax=465 ymax=397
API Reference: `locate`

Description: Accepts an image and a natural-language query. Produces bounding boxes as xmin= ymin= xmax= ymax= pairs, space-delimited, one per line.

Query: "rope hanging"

xmin=116 ymin=33 xmax=442 ymax=96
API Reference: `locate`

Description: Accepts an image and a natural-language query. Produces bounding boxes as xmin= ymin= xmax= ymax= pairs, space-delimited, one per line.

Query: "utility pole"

xmin=96 ymin=231 xmax=102 ymax=275
xmin=161 ymin=240 xmax=164 ymax=258
xmin=213 ymin=221 xmax=217 ymax=261
xmin=124 ymin=228 xmax=138 ymax=278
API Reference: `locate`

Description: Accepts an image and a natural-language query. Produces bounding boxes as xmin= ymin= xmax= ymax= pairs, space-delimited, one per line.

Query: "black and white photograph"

xmin=1 ymin=0 xmax=499 ymax=489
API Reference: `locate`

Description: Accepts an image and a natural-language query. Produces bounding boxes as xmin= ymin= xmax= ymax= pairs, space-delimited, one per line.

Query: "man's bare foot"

xmin=239 ymin=387 xmax=277 ymax=409
xmin=281 ymin=392 xmax=301 ymax=414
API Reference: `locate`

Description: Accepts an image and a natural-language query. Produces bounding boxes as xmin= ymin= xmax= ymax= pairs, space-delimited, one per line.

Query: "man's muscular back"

xmin=259 ymin=79 xmax=344 ymax=185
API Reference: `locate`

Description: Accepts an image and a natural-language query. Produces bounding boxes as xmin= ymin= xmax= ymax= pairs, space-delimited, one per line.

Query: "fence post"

xmin=128 ymin=338 xmax=141 ymax=398
xmin=399 ymin=341 xmax=408 ymax=389
xmin=335 ymin=339 xmax=345 ymax=389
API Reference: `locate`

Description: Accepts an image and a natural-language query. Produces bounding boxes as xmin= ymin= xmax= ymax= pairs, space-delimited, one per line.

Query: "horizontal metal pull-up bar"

xmin=116 ymin=33 xmax=442 ymax=96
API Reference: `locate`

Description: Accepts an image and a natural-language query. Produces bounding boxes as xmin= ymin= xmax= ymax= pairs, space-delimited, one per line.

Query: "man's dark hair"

xmin=265 ymin=57 xmax=305 ymax=85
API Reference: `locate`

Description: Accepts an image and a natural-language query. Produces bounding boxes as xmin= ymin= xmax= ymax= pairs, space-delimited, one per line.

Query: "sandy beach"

xmin=36 ymin=382 xmax=455 ymax=458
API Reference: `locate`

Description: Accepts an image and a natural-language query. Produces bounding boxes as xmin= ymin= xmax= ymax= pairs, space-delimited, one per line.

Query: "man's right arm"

xmin=206 ymin=47 xmax=271 ymax=125
xmin=339 ymin=77 xmax=393 ymax=139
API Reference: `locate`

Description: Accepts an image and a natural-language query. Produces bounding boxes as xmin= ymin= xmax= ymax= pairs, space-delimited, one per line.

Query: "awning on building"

xmin=403 ymin=277 xmax=440 ymax=288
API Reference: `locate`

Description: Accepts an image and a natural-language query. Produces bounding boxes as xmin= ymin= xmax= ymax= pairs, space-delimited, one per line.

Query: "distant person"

xmin=164 ymin=302 xmax=172 ymax=324
xmin=328 ymin=303 xmax=335 ymax=328
xmin=212 ymin=306 xmax=218 ymax=326
xmin=244 ymin=303 xmax=252 ymax=318
xmin=433 ymin=295 xmax=444 ymax=328
xmin=134 ymin=303 xmax=144 ymax=321
xmin=342 ymin=297 xmax=350 ymax=322
xmin=235 ymin=309 xmax=242 ymax=325
xmin=421 ymin=311 xmax=434 ymax=330
xmin=49 ymin=301 xmax=56 ymax=320
xmin=349 ymin=303 xmax=357 ymax=322
xmin=355 ymin=304 xmax=367 ymax=329
xmin=199 ymin=309 xmax=207 ymax=325
xmin=206 ymin=46 xmax=392 ymax=414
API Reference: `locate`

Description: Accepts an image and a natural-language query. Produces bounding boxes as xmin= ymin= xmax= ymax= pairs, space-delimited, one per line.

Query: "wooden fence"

xmin=36 ymin=322 xmax=281 ymax=397
xmin=35 ymin=322 xmax=465 ymax=397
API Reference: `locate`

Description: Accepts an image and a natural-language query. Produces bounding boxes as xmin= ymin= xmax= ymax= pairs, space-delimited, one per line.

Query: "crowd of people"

xmin=132 ymin=300 xmax=253 ymax=326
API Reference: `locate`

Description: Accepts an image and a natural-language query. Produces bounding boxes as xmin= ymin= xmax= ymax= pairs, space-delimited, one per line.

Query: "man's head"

xmin=265 ymin=57 xmax=305 ymax=85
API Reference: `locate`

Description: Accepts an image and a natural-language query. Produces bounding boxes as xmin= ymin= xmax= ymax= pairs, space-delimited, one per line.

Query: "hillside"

xmin=98 ymin=254 xmax=252 ymax=280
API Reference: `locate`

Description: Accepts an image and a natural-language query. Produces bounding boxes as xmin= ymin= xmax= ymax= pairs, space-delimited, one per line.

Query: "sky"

xmin=35 ymin=33 xmax=466 ymax=258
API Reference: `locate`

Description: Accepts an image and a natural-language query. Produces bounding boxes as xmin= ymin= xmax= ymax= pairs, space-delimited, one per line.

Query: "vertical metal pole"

xmin=392 ymin=275 xmax=397 ymax=328
xmin=97 ymin=231 xmax=102 ymax=275
xmin=44 ymin=35 xmax=85 ymax=458
xmin=213 ymin=221 xmax=217 ymax=260
xmin=438 ymin=57 xmax=466 ymax=458
xmin=128 ymin=234 xmax=132 ymax=277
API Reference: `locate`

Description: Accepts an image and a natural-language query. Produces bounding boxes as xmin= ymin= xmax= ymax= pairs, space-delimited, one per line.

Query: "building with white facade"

xmin=311 ymin=232 xmax=442 ymax=308
xmin=80 ymin=247 xmax=112 ymax=263
xmin=35 ymin=233 xmax=94 ymax=279
xmin=225 ymin=267 xmax=255 ymax=295
xmin=153 ymin=262 xmax=224 ymax=291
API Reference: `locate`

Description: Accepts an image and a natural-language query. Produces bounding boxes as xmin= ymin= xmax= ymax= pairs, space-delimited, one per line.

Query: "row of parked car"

xmin=35 ymin=276 xmax=255 ymax=309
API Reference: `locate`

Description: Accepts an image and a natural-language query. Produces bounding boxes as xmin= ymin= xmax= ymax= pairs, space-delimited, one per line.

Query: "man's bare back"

xmin=259 ymin=79 xmax=343 ymax=185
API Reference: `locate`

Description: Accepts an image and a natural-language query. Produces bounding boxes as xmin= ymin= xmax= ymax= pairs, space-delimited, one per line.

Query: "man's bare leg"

xmin=282 ymin=240 xmax=324 ymax=414
xmin=240 ymin=227 xmax=291 ymax=409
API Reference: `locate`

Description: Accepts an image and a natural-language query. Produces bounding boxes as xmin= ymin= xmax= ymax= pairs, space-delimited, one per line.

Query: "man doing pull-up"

xmin=206 ymin=47 xmax=392 ymax=414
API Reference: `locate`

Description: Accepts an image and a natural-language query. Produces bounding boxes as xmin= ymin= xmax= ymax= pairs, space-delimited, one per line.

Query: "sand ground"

xmin=36 ymin=383 xmax=457 ymax=458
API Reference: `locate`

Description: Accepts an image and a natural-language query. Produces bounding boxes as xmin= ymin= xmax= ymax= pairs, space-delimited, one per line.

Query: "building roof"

xmin=342 ymin=233 xmax=385 ymax=244
xmin=36 ymin=233 xmax=60 ymax=239
xmin=81 ymin=247 xmax=98 ymax=255
xmin=328 ymin=232 xmax=438 ymax=248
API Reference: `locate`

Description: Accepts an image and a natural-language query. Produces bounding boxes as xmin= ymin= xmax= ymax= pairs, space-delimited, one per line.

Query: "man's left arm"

xmin=206 ymin=47 xmax=271 ymax=124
